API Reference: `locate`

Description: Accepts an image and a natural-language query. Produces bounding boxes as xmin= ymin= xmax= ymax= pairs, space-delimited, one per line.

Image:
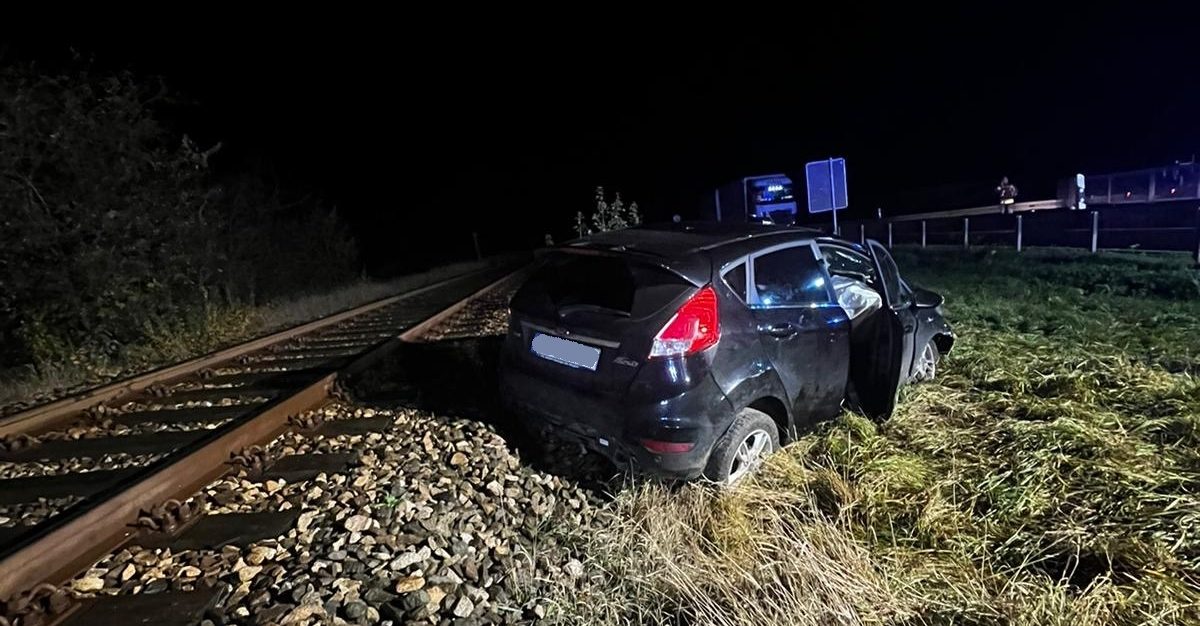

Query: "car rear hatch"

xmin=507 ymin=250 xmax=701 ymax=407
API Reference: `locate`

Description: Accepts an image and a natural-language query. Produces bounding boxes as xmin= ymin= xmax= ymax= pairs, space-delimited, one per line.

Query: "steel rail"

xmin=0 ymin=268 xmax=491 ymax=438
xmin=0 ymin=267 xmax=523 ymax=603
xmin=399 ymin=270 xmax=525 ymax=343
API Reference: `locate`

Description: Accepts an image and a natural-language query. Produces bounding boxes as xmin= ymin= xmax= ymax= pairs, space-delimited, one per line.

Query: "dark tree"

xmin=0 ymin=61 xmax=357 ymax=371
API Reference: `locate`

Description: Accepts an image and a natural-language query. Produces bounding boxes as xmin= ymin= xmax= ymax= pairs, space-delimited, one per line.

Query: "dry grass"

xmin=544 ymin=248 xmax=1200 ymax=626
xmin=543 ymin=478 xmax=904 ymax=626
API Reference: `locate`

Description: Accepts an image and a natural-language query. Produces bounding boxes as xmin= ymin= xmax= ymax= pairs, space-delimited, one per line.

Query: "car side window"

xmin=820 ymin=245 xmax=877 ymax=286
xmin=749 ymin=244 xmax=831 ymax=307
xmin=722 ymin=262 xmax=747 ymax=302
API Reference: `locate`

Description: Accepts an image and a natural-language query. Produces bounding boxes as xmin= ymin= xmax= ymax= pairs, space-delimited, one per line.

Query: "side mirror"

xmin=912 ymin=287 xmax=944 ymax=309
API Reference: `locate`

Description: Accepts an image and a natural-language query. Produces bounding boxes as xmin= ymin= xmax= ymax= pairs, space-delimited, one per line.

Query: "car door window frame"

xmin=866 ymin=241 xmax=912 ymax=310
xmin=744 ymin=241 xmax=837 ymax=309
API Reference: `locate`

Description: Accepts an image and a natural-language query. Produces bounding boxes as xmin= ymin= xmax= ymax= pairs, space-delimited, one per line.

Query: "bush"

xmin=0 ymin=60 xmax=358 ymax=376
xmin=573 ymin=186 xmax=641 ymax=237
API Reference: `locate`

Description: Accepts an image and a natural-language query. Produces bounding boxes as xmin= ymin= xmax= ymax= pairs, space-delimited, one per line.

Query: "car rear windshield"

xmin=513 ymin=254 xmax=693 ymax=318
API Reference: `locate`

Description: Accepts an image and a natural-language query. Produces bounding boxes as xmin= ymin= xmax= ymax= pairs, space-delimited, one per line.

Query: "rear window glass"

xmin=513 ymin=254 xmax=691 ymax=318
xmin=751 ymin=245 xmax=830 ymax=307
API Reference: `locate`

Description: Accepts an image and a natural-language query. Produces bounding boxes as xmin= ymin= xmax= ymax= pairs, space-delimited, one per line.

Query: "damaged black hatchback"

xmin=499 ymin=223 xmax=953 ymax=484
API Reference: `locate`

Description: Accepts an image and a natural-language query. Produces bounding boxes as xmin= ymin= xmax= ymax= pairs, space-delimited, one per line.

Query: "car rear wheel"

xmin=704 ymin=408 xmax=779 ymax=485
xmin=910 ymin=339 xmax=940 ymax=383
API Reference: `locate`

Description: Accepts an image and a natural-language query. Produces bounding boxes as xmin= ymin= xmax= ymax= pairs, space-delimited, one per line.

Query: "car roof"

xmin=563 ymin=222 xmax=828 ymax=257
xmin=549 ymin=222 xmax=863 ymax=285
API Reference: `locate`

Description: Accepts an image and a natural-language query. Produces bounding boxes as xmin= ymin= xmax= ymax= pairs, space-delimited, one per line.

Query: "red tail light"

xmin=649 ymin=285 xmax=720 ymax=358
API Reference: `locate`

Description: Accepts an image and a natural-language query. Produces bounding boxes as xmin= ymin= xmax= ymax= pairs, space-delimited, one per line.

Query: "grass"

xmin=0 ymin=257 xmax=511 ymax=412
xmin=545 ymin=247 xmax=1200 ymax=626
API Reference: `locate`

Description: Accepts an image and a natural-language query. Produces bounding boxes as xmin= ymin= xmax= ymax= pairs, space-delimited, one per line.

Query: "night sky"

xmin=7 ymin=8 xmax=1199 ymax=271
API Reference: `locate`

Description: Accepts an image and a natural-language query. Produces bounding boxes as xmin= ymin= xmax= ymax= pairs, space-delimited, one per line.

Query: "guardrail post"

xmin=1090 ymin=211 xmax=1099 ymax=253
xmin=921 ymin=220 xmax=927 ymax=247
xmin=1194 ymin=207 xmax=1200 ymax=266
xmin=887 ymin=222 xmax=893 ymax=247
xmin=859 ymin=223 xmax=865 ymax=245
xmin=963 ymin=217 xmax=970 ymax=249
xmin=1016 ymin=214 xmax=1023 ymax=252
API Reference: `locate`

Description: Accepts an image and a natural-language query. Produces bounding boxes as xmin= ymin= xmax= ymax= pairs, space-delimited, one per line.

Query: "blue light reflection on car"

xmin=665 ymin=357 xmax=691 ymax=386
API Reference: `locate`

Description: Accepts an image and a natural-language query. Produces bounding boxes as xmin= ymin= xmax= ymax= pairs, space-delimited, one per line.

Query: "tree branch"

xmin=4 ymin=171 xmax=51 ymax=218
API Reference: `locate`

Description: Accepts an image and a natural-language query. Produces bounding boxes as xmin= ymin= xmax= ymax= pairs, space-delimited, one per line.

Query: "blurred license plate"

xmin=531 ymin=333 xmax=601 ymax=370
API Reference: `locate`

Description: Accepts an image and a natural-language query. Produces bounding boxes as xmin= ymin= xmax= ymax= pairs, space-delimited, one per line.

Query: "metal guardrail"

xmin=838 ymin=200 xmax=1200 ymax=263
xmin=886 ymin=199 xmax=1065 ymax=222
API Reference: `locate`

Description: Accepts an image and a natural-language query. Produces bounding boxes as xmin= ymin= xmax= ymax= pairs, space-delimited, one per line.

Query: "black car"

xmin=499 ymin=223 xmax=953 ymax=484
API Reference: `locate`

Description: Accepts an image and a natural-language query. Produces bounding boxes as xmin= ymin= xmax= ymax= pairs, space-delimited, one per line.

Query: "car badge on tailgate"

xmin=613 ymin=356 xmax=639 ymax=368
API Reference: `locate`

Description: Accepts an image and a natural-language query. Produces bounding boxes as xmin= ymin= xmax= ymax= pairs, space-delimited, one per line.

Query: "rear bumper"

xmin=499 ymin=352 xmax=734 ymax=479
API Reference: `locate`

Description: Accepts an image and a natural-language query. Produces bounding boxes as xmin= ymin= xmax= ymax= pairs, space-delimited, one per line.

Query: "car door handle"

xmin=758 ymin=322 xmax=799 ymax=338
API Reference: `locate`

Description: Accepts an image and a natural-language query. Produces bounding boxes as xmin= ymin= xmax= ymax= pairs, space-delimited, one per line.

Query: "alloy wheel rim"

xmin=918 ymin=343 xmax=937 ymax=380
xmin=727 ymin=429 xmax=771 ymax=484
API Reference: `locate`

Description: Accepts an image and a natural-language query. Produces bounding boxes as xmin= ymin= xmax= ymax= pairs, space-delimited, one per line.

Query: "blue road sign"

xmin=805 ymin=158 xmax=848 ymax=214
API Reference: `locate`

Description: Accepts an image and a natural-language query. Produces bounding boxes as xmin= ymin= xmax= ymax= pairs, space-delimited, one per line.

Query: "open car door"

xmin=849 ymin=240 xmax=910 ymax=420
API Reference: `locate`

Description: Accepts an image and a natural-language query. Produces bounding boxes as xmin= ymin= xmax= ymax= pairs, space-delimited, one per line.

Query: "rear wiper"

xmin=558 ymin=304 xmax=631 ymax=317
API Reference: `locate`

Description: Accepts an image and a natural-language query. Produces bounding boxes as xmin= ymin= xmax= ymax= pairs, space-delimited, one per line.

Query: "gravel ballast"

xmin=68 ymin=403 xmax=605 ymax=625
xmin=60 ymin=276 xmax=616 ymax=625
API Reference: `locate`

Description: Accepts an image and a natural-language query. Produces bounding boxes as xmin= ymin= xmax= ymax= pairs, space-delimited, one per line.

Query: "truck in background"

xmin=701 ymin=174 xmax=799 ymax=224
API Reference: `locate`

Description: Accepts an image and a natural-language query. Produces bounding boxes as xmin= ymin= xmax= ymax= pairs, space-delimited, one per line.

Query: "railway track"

xmin=0 ymin=265 xmax=522 ymax=625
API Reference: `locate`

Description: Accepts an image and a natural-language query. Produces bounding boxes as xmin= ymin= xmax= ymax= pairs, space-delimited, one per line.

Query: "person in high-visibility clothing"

xmin=997 ymin=177 xmax=1019 ymax=214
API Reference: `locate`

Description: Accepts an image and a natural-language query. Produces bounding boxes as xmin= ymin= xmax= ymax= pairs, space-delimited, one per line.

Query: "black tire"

xmin=910 ymin=338 xmax=940 ymax=383
xmin=703 ymin=408 xmax=780 ymax=485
